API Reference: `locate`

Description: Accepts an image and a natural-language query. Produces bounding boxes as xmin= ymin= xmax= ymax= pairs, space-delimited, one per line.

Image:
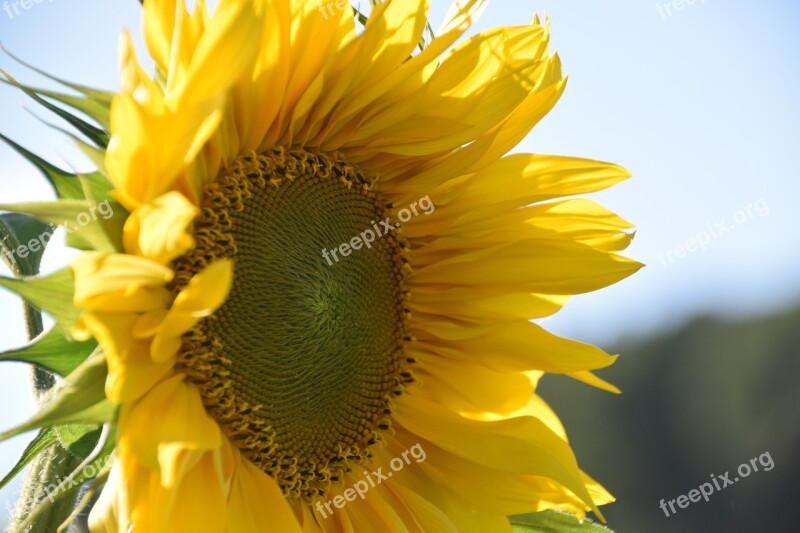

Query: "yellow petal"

xmin=343 ymin=26 xmax=549 ymax=156
xmin=87 ymin=461 xmax=130 ymax=533
xmin=395 ymin=392 xmax=602 ymax=517
xmin=132 ymin=309 xmax=169 ymax=338
xmin=161 ymin=451 xmax=227 ymax=531
xmin=119 ymin=31 xmax=164 ymax=113
xmin=121 ymin=449 xmax=227 ymax=532
xmin=412 ymin=319 xmax=617 ymax=373
xmin=333 ymin=467 xmax=408 ymax=531
xmin=72 ymin=252 xmax=173 ymax=312
xmin=412 ymin=238 xmax=642 ymax=296
xmin=142 ymin=0 xmax=180 ymax=73
xmin=107 ymin=92 xmax=223 ymax=210
xmin=236 ymin=0 xmax=292 ymax=149
xmin=381 ymin=67 xmax=561 ymax=189
xmin=376 ymin=447 xmax=513 ymax=533
xmin=123 ymin=191 xmax=199 ymax=264
xmin=383 ymin=430 xmax=573 ymax=517
xmin=225 ymin=459 xmax=302 ymax=532
xmin=80 ymin=312 xmax=174 ymax=404
xmin=415 ymin=198 xmax=635 ymax=255
xmin=410 ymin=288 xmax=568 ymax=321
xmin=467 ymin=394 xmax=568 ymax=443
xmin=169 ymin=0 xmax=264 ymax=108
xmin=119 ymin=375 xmax=221 ymax=473
xmin=298 ymin=0 xmax=430 ymax=140
xmin=462 ymin=154 xmax=632 ymax=208
xmin=151 ymin=259 xmax=232 ymax=362
xmin=416 ymin=353 xmax=533 ymax=414
xmin=567 ymin=370 xmax=621 ymax=394
xmin=381 ymin=479 xmax=457 ymax=533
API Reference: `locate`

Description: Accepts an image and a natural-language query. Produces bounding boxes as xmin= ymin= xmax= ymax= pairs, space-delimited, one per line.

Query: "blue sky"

xmin=1 ymin=0 xmax=799 ymax=523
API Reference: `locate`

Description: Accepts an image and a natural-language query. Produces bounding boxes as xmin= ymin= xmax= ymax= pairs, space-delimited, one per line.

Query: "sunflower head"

xmin=0 ymin=1 xmax=641 ymax=531
xmin=169 ymin=148 xmax=414 ymax=501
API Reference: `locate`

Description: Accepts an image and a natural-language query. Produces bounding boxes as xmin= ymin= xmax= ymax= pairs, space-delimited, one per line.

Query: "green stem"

xmin=7 ymin=270 xmax=81 ymax=531
xmin=9 ymin=444 xmax=84 ymax=533
xmin=24 ymin=302 xmax=55 ymax=399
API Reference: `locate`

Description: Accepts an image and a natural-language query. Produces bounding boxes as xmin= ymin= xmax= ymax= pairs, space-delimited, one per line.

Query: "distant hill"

xmin=539 ymin=307 xmax=800 ymax=532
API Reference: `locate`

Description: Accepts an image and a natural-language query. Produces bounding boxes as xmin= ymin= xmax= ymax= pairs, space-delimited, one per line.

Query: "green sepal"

xmin=0 ymin=326 xmax=97 ymax=376
xmin=510 ymin=511 xmax=613 ymax=532
xmin=59 ymin=424 xmax=114 ymax=491
xmin=21 ymin=107 xmax=110 ymax=176
xmin=0 ymin=199 xmax=126 ymax=252
xmin=0 ymin=268 xmax=80 ymax=335
xmin=0 ymin=351 xmax=114 ymax=442
xmin=9 ymin=81 xmax=111 ymax=131
xmin=1 ymin=44 xmax=114 ymax=108
xmin=77 ymin=173 xmax=116 ymax=205
xmin=0 ymin=212 xmax=52 ymax=276
xmin=66 ymin=197 xmax=127 ymax=252
xmin=0 ymin=427 xmax=58 ymax=491
xmin=353 ymin=6 xmax=369 ymax=27
xmin=72 ymin=136 xmax=108 ymax=176
xmin=55 ymin=424 xmax=102 ymax=463
xmin=0 ymin=132 xmax=112 ymax=201
xmin=0 ymin=69 xmax=109 ymax=147
xmin=352 ymin=2 xmax=433 ymax=51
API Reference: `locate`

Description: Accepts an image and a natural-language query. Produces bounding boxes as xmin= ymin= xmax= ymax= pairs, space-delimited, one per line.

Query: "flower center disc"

xmin=172 ymin=149 xmax=410 ymax=500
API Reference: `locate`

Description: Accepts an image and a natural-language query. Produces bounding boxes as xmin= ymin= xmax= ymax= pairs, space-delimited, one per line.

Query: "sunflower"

xmin=55 ymin=0 xmax=642 ymax=530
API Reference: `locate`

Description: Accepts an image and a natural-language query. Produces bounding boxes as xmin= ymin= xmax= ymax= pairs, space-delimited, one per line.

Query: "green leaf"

xmin=0 ymin=268 xmax=80 ymax=335
xmin=0 ymin=69 xmax=109 ymax=147
xmin=0 ymin=427 xmax=58 ymax=491
xmin=0 ymin=351 xmax=114 ymax=442
xmin=0 ymin=327 xmax=97 ymax=376
xmin=510 ymin=511 xmax=613 ymax=533
xmin=0 ymin=199 xmax=126 ymax=252
xmin=0 ymin=213 xmax=53 ymax=276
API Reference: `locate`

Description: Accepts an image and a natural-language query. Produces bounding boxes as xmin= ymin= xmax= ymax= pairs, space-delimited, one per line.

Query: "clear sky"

xmin=1 ymin=0 xmax=799 ymax=523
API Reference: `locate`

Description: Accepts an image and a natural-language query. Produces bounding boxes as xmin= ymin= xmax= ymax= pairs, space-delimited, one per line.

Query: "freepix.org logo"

xmin=321 ymin=195 xmax=434 ymax=267
xmin=0 ymin=200 xmax=115 ymax=264
xmin=658 ymin=451 xmax=774 ymax=518
xmin=3 ymin=0 xmax=58 ymax=20
xmin=314 ymin=443 xmax=427 ymax=519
